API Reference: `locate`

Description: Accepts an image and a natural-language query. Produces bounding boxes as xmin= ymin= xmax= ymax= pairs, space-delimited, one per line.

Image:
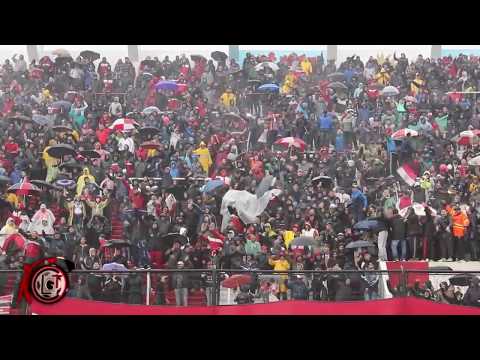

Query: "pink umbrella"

xmin=391 ymin=128 xmax=419 ymax=140
xmin=274 ymin=137 xmax=307 ymax=151
xmin=109 ymin=118 xmax=139 ymax=132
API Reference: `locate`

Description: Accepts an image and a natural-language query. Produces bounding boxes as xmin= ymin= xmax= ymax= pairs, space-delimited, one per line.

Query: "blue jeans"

xmin=391 ymin=239 xmax=407 ymax=260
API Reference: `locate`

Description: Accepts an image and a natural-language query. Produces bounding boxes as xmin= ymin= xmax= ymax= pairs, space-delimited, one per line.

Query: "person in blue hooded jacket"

xmin=351 ymin=184 xmax=368 ymax=222
xmin=317 ymin=111 xmax=333 ymax=147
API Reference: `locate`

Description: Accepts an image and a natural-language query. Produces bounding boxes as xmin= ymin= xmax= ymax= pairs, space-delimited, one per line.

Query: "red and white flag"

xmin=208 ymin=236 xmax=224 ymax=251
xmin=165 ymin=193 xmax=177 ymax=215
xmin=397 ymin=163 xmax=417 ymax=186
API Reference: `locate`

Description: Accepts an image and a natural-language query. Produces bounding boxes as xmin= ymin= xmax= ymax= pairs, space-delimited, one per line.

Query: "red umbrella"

xmin=274 ymin=137 xmax=307 ymax=151
xmin=221 ymin=274 xmax=252 ymax=289
xmin=109 ymin=118 xmax=139 ymax=132
xmin=391 ymin=128 xmax=419 ymax=140
xmin=453 ymin=129 xmax=480 ymax=145
xmin=140 ymin=141 xmax=161 ymax=150
xmin=7 ymin=177 xmax=41 ymax=196
xmin=2 ymin=233 xmax=26 ymax=255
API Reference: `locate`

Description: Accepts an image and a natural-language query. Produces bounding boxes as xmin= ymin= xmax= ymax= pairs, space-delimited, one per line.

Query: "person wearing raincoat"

xmin=410 ymin=73 xmax=424 ymax=97
xmin=0 ymin=217 xmax=18 ymax=251
xmin=268 ymin=252 xmax=290 ymax=300
xmin=300 ymin=57 xmax=312 ymax=75
xmin=281 ymin=71 xmax=296 ymax=94
xmin=220 ymin=88 xmax=236 ymax=110
xmin=375 ymin=68 xmax=390 ymax=86
xmin=76 ymin=168 xmax=96 ymax=196
xmin=193 ymin=142 xmax=213 ymax=175
xmin=42 ymin=139 xmax=60 ymax=183
xmin=28 ymin=204 xmax=56 ymax=236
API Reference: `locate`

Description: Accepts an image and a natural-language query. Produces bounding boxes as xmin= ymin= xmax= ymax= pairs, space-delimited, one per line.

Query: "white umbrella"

xmin=381 ymin=86 xmax=400 ymax=97
xmin=391 ymin=128 xmax=419 ymax=140
xmin=399 ymin=203 xmax=437 ymax=217
xmin=468 ymin=156 xmax=480 ymax=166
xmin=255 ymin=62 xmax=279 ymax=72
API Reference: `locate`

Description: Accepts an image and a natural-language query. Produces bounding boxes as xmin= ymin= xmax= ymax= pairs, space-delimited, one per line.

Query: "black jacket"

xmin=286 ymin=279 xmax=310 ymax=300
xmin=389 ymin=215 xmax=406 ymax=240
xmin=463 ymin=284 xmax=480 ymax=307
xmin=170 ymin=273 xmax=191 ymax=289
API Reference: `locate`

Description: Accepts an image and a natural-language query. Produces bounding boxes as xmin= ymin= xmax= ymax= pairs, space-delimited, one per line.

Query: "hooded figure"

xmin=0 ymin=217 xmax=18 ymax=249
xmin=76 ymin=168 xmax=96 ymax=196
xmin=29 ymin=204 xmax=56 ymax=235
xmin=193 ymin=142 xmax=213 ymax=175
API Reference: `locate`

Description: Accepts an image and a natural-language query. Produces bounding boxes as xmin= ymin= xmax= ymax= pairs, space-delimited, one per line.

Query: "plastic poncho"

xmin=76 ymin=168 xmax=96 ymax=196
xmin=193 ymin=145 xmax=213 ymax=174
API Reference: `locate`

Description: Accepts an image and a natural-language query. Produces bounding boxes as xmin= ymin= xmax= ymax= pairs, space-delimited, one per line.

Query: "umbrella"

xmin=54 ymin=56 xmax=74 ymax=66
xmin=141 ymin=59 xmax=157 ymax=68
xmin=453 ymin=129 xmax=480 ymax=146
xmin=328 ymin=82 xmax=348 ymax=91
xmin=140 ymin=141 xmax=161 ymax=150
xmin=58 ymin=162 xmax=84 ymax=171
xmin=327 ymin=72 xmax=346 ymax=82
xmin=399 ymin=203 xmax=437 ymax=217
xmin=391 ymin=128 xmax=419 ymax=140
xmin=138 ymin=126 xmax=161 ymax=136
xmin=50 ymin=101 xmax=72 ymax=111
xmin=30 ymin=180 xmax=61 ymax=191
xmin=141 ymin=72 xmax=153 ymax=81
xmin=223 ymin=112 xmax=244 ymax=122
xmin=211 ymin=51 xmax=228 ymax=62
xmin=449 ymin=274 xmax=479 ymax=287
xmin=142 ymin=106 xmax=161 ymax=115
xmin=353 ymin=220 xmax=387 ymax=232
xmin=155 ymin=80 xmax=178 ymax=91
xmin=32 ymin=114 xmax=52 ymax=126
xmin=7 ymin=178 xmax=40 ymax=196
xmin=190 ymin=54 xmax=206 ymax=62
xmin=255 ymin=62 xmax=279 ymax=72
xmin=102 ymin=262 xmax=128 ymax=272
xmin=291 ymin=236 xmax=316 ymax=247
xmin=202 ymin=179 xmax=226 ymax=194
xmin=221 ymin=274 xmax=252 ymax=289
xmin=0 ymin=176 xmax=11 ymax=184
xmin=52 ymin=48 xmax=71 ymax=57
xmin=258 ymin=83 xmax=280 ymax=92
xmin=161 ymin=233 xmax=189 ymax=246
xmin=381 ymin=85 xmax=400 ymax=97
xmin=311 ymin=176 xmax=333 ymax=186
xmin=404 ymin=95 xmax=417 ymax=103
xmin=8 ymin=115 xmax=32 ymax=123
xmin=468 ymin=156 xmax=480 ymax=166
xmin=52 ymin=125 xmax=73 ymax=133
xmin=79 ymin=150 xmax=101 ymax=159
xmin=274 ymin=137 xmax=307 ymax=151
xmin=47 ymin=144 xmax=77 ymax=158
xmin=345 ymin=240 xmax=375 ymax=249
xmin=79 ymin=50 xmax=100 ymax=61
xmin=2 ymin=234 xmax=26 ymax=254
xmin=55 ymin=179 xmax=76 ymax=189
xmin=109 ymin=118 xmax=139 ymax=132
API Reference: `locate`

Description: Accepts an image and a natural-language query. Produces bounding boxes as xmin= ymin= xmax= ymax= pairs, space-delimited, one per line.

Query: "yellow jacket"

xmin=283 ymin=230 xmax=295 ymax=248
xmin=76 ymin=168 xmax=96 ymax=196
xmin=300 ymin=59 xmax=312 ymax=74
xmin=220 ymin=92 xmax=236 ymax=108
xmin=411 ymin=76 xmax=424 ymax=96
xmin=5 ymin=193 xmax=18 ymax=209
xmin=268 ymin=258 xmax=290 ymax=272
xmin=376 ymin=71 xmax=390 ymax=85
xmin=193 ymin=146 xmax=213 ymax=174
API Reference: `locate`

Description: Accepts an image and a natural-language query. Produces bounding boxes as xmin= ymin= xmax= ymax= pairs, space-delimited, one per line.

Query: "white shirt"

xmin=336 ymin=192 xmax=351 ymax=204
xmin=118 ymin=137 xmax=135 ymax=153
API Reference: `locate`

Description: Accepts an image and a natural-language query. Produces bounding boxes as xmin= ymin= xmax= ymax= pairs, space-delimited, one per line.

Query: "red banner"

xmin=31 ymin=297 xmax=480 ymax=315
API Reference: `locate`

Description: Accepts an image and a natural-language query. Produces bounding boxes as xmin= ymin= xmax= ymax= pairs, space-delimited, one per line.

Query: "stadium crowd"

xmin=1 ymin=47 xmax=480 ymax=306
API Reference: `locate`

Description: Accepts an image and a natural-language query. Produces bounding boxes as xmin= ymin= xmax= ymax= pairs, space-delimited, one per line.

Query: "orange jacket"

xmin=446 ymin=205 xmax=470 ymax=237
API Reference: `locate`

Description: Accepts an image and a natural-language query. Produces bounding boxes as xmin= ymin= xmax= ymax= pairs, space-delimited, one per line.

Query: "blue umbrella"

xmin=102 ymin=262 xmax=127 ymax=272
xmin=32 ymin=114 xmax=53 ymax=126
xmin=258 ymin=83 xmax=279 ymax=92
xmin=155 ymin=80 xmax=178 ymax=91
xmin=201 ymin=179 xmax=225 ymax=194
xmin=353 ymin=219 xmax=387 ymax=232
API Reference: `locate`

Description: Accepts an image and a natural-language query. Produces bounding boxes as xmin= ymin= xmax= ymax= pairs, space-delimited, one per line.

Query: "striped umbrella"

xmin=7 ymin=177 xmax=40 ymax=196
xmin=109 ymin=118 xmax=139 ymax=132
xmin=274 ymin=137 xmax=307 ymax=151
xmin=391 ymin=128 xmax=419 ymax=140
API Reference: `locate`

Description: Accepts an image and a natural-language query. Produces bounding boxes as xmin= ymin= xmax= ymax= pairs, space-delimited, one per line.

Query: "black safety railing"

xmin=2 ymin=268 xmax=480 ymax=311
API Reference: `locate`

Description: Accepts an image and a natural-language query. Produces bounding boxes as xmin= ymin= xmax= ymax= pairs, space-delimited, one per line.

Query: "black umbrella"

xmin=80 ymin=150 xmax=101 ymax=159
xmin=0 ymin=176 xmax=11 ymax=183
xmin=291 ymin=236 xmax=316 ymax=247
xmin=449 ymin=274 xmax=478 ymax=287
xmin=138 ymin=126 xmax=161 ymax=136
xmin=327 ymin=72 xmax=346 ymax=82
xmin=55 ymin=179 xmax=76 ymax=189
xmin=141 ymin=72 xmax=153 ymax=81
xmin=52 ymin=125 xmax=73 ymax=133
xmin=190 ymin=54 xmax=206 ymax=62
xmin=80 ymin=50 xmax=100 ymax=61
xmin=46 ymin=144 xmax=77 ymax=158
xmin=311 ymin=176 xmax=333 ymax=186
xmin=30 ymin=180 xmax=61 ymax=191
xmin=328 ymin=82 xmax=348 ymax=91
xmin=353 ymin=220 xmax=387 ymax=232
xmin=141 ymin=59 xmax=157 ymax=68
xmin=32 ymin=114 xmax=53 ymax=127
xmin=59 ymin=162 xmax=84 ymax=171
xmin=345 ymin=240 xmax=375 ymax=249
xmin=211 ymin=51 xmax=228 ymax=62
xmin=55 ymin=56 xmax=74 ymax=65
xmin=161 ymin=233 xmax=189 ymax=246
xmin=8 ymin=115 xmax=32 ymax=123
